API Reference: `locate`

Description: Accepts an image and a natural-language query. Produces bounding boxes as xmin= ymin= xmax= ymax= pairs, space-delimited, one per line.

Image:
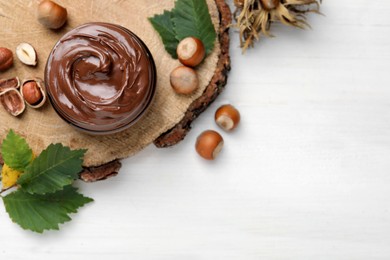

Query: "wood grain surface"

xmin=1 ymin=0 xmax=390 ymax=259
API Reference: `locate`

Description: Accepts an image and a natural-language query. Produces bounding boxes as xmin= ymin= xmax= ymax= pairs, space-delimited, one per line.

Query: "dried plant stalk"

xmin=234 ymin=0 xmax=321 ymax=51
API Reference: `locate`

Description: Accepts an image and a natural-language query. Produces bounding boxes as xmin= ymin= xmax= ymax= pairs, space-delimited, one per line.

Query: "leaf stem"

xmin=0 ymin=185 xmax=16 ymax=196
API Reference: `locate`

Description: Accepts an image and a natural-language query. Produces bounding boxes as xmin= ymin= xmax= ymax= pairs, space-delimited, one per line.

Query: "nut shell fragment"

xmin=0 ymin=88 xmax=26 ymax=116
xmin=20 ymin=78 xmax=46 ymax=108
xmin=0 ymin=77 xmax=20 ymax=93
xmin=16 ymin=43 xmax=37 ymax=66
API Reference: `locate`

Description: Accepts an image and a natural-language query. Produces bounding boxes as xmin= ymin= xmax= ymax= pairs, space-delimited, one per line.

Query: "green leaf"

xmin=172 ymin=0 xmax=216 ymax=54
xmin=3 ymin=186 xmax=93 ymax=233
xmin=149 ymin=10 xmax=179 ymax=58
xmin=1 ymin=130 xmax=33 ymax=171
xmin=17 ymin=144 xmax=86 ymax=195
xmin=148 ymin=0 xmax=216 ymax=58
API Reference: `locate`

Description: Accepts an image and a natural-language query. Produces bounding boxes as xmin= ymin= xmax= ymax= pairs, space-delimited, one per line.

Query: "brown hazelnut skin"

xmin=37 ymin=0 xmax=68 ymax=29
xmin=260 ymin=0 xmax=280 ymax=11
xmin=0 ymin=47 xmax=13 ymax=71
xmin=195 ymin=130 xmax=224 ymax=160
xmin=177 ymin=37 xmax=206 ymax=67
xmin=170 ymin=66 xmax=199 ymax=95
xmin=234 ymin=0 xmax=245 ymax=8
xmin=22 ymin=81 xmax=43 ymax=106
xmin=215 ymin=104 xmax=241 ymax=131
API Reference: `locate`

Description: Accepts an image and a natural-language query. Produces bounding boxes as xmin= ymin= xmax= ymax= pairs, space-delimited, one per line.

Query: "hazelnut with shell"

xmin=215 ymin=104 xmax=241 ymax=131
xmin=177 ymin=37 xmax=206 ymax=67
xmin=195 ymin=130 xmax=224 ymax=160
xmin=37 ymin=0 xmax=68 ymax=29
xmin=170 ymin=66 xmax=199 ymax=95
xmin=20 ymin=78 xmax=47 ymax=108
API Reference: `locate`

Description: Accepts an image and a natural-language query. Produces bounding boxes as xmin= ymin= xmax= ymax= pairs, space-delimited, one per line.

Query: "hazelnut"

xmin=20 ymin=78 xmax=46 ymax=108
xmin=234 ymin=0 xmax=245 ymax=7
xmin=0 ymin=47 xmax=13 ymax=72
xmin=37 ymin=0 xmax=68 ymax=29
xmin=177 ymin=37 xmax=206 ymax=67
xmin=170 ymin=66 xmax=199 ymax=95
xmin=195 ymin=130 xmax=224 ymax=160
xmin=260 ymin=0 xmax=280 ymax=11
xmin=22 ymin=81 xmax=42 ymax=106
xmin=16 ymin=43 xmax=37 ymax=66
xmin=215 ymin=104 xmax=241 ymax=131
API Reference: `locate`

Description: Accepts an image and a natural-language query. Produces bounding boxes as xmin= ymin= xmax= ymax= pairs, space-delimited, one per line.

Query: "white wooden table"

xmin=1 ymin=1 xmax=390 ymax=259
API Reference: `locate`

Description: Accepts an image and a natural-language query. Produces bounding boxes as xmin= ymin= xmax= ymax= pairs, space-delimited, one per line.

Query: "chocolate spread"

xmin=45 ymin=23 xmax=156 ymax=134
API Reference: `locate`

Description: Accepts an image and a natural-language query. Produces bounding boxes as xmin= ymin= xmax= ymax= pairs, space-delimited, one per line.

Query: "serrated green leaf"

xmin=149 ymin=10 xmax=179 ymax=58
xmin=17 ymin=144 xmax=86 ymax=195
xmin=3 ymin=186 xmax=93 ymax=233
xmin=149 ymin=0 xmax=216 ymax=58
xmin=172 ymin=0 xmax=216 ymax=54
xmin=1 ymin=130 xmax=33 ymax=171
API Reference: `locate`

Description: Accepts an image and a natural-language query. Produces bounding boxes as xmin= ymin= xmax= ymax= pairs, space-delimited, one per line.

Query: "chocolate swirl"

xmin=45 ymin=23 xmax=156 ymax=134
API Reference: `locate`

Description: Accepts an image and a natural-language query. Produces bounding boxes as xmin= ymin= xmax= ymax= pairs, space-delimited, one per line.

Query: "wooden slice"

xmin=154 ymin=0 xmax=232 ymax=148
xmin=0 ymin=0 xmax=231 ymax=182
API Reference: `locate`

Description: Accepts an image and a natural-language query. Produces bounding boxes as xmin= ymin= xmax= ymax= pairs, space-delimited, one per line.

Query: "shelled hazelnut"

xmin=0 ymin=47 xmax=13 ymax=71
xmin=16 ymin=43 xmax=37 ymax=66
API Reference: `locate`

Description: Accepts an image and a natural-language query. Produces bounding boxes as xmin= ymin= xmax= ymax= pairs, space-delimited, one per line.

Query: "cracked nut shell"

xmin=20 ymin=78 xmax=46 ymax=108
xmin=0 ymin=77 xmax=20 ymax=93
xmin=0 ymin=88 xmax=25 ymax=117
